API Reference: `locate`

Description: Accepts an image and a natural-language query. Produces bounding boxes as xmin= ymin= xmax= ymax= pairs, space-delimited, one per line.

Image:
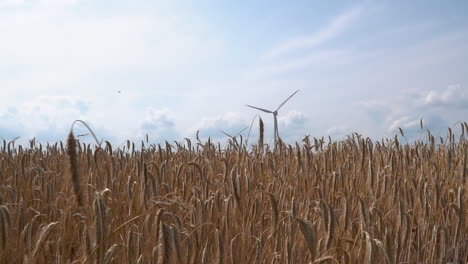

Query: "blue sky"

xmin=1 ymin=0 xmax=467 ymax=145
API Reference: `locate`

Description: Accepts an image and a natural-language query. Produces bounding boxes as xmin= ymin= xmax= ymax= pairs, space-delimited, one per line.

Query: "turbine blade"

xmin=236 ymin=126 xmax=249 ymax=136
xmin=246 ymin=105 xmax=273 ymax=113
xmin=276 ymin=90 xmax=300 ymax=111
xmin=219 ymin=130 xmax=234 ymax=138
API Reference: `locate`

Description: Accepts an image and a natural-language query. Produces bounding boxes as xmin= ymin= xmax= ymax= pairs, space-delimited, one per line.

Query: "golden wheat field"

xmin=0 ymin=125 xmax=466 ymax=263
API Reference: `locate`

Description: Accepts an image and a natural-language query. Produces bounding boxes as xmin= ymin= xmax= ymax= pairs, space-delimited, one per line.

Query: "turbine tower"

xmin=246 ymin=90 xmax=300 ymax=147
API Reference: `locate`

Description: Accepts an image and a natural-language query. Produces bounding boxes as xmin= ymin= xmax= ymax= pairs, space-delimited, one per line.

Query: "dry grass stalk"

xmin=94 ymin=192 xmax=108 ymax=264
xmin=67 ymin=132 xmax=83 ymax=206
xmin=157 ymin=222 xmax=171 ymax=264
xmin=215 ymin=229 xmax=224 ymax=264
xmin=0 ymin=205 xmax=10 ymax=250
xmin=32 ymin=221 xmax=59 ymax=259
xmin=267 ymin=193 xmax=279 ymax=230
xmin=170 ymin=224 xmax=183 ymax=264
xmin=363 ymin=231 xmax=374 ymax=264
xmin=325 ymin=203 xmax=336 ymax=249
xmin=296 ymin=217 xmax=317 ymax=261
xmin=104 ymin=243 xmax=119 ymax=264
xmin=258 ymin=118 xmax=264 ymax=153
xmin=201 ymin=241 xmax=208 ymax=264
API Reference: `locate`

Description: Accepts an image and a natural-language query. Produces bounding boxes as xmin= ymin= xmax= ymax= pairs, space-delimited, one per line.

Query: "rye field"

xmin=0 ymin=126 xmax=466 ymax=263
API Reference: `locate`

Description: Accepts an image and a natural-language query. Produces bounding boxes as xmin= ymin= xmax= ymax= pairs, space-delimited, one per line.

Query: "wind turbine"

xmin=219 ymin=127 xmax=248 ymax=145
xmin=246 ymin=90 xmax=300 ymax=147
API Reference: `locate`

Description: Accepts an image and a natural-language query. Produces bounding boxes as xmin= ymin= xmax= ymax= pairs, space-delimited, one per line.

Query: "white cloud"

xmin=424 ymin=84 xmax=468 ymax=108
xmin=360 ymin=85 xmax=467 ymax=140
xmin=39 ymin=0 xmax=77 ymax=5
xmin=0 ymin=96 xmax=93 ymax=142
xmin=139 ymin=108 xmax=178 ymax=142
xmin=388 ymin=116 xmax=420 ymax=132
xmin=359 ymin=100 xmax=394 ymax=125
xmin=0 ymin=3 xmax=224 ymax=107
xmin=263 ymin=5 xmax=363 ymax=60
xmin=326 ymin=125 xmax=350 ymax=138
xmin=0 ymin=13 xmax=208 ymax=72
xmin=277 ymin=110 xmax=308 ymax=142
xmin=0 ymin=0 xmax=24 ymax=7
xmin=192 ymin=112 xmax=250 ymax=140
xmin=279 ymin=110 xmax=306 ymax=128
xmin=0 ymin=1 xmax=225 ymax=134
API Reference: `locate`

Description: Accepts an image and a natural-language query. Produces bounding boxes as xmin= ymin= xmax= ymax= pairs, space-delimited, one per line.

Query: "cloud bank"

xmin=0 ymin=96 xmax=90 ymax=142
xmin=139 ymin=108 xmax=179 ymax=143
xmin=359 ymin=85 xmax=467 ymax=140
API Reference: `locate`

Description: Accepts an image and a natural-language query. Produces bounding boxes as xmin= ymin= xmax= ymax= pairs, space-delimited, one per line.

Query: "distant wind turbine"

xmin=246 ymin=90 xmax=300 ymax=147
xmin=219 ymin=127 xmax=248 ymax=145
